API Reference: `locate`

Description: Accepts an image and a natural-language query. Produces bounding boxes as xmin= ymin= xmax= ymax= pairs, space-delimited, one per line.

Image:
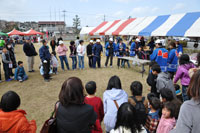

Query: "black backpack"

xmin=131 ymin=96 xmax=147 ymax=125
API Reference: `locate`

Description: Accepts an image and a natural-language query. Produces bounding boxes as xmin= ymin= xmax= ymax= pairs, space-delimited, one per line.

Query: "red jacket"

xmin=0 ymin=109 xmax=36 ymax=133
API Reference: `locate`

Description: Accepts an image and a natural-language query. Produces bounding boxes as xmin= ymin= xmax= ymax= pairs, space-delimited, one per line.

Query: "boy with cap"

xmin=92 ymin=39 xmax=103 ymax=68
xmin=150 ymin=39 xmax=168 ymax=72
xmin=105 ymin=38 xmax=116 ymax=67
xmin=87 ymin=40 xmax=94 ymax=68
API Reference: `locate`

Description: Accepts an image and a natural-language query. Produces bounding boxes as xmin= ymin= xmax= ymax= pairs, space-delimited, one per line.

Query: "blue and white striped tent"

xmin=90 ymin=12 xmax=200 ymax=37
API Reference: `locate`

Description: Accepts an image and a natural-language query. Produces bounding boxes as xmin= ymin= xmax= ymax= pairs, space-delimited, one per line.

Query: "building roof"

xmin=38 ymin=21 xmax=65 ymax=25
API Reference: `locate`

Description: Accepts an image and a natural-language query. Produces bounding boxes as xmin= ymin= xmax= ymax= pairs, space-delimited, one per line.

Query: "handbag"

xmin=40 ymin=102 xmax=59 ymax=133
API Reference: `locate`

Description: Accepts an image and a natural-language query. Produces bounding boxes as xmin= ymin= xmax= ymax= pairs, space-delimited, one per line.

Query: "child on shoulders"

xmin=14 ymin=61 xmax=28 ymax=82
xmin=85 ymin=81 xmax=104 ymax=133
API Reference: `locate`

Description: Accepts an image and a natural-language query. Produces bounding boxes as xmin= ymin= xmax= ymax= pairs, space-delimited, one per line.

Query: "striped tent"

xmin=89 ymin=12 xmax=200 ymax=37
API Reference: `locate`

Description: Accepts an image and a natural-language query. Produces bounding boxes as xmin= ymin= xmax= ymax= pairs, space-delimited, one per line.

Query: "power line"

xmin=62 ymin=10 xmax=67 ymax=25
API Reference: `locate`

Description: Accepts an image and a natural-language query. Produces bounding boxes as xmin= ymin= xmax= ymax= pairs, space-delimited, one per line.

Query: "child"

xmin=156 ymin=102 xmax=176 ymax=133
xmin=128 ymin=81 xmax=148 ymax=126
xmin=174 ymin=54 xmax=196 ymax=101
xmin=138 ymin=46 xmax=147 ymax=59
xmin=51 ymin=51 xmax=59 ymax=74
xmin=14 ymin=61 xmax=28 ymax=82
xmin=145 ymin=97 xmax=161 ymax=133
xmin=110 ymin=102 xmax=147 ymax=133
xmin=122 ymin=47 xmax=130 ymax=68
xmin=146 ymin=64 xmax=161 ymax=98
xmin=174 ymin=84 xmax=183 ymax=102
xmin=85 ymin=81 xmax=104 ymax=133
xmin=1 ymin=47 xmax=13 ymax=81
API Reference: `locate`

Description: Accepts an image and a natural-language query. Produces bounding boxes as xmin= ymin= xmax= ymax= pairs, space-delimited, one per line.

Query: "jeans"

xmin=182 ymin=85 xmax=189 ymax=101
xmin=59 ymin=55 xmax=70 ymax=70
xmin=17 ymin=75 xmax=28 ymax=81
xmin=122 ymin=60 xmax=130 ymax=68
xmin=3 ymin=63 xmax=11 ymax=80
xmin=93 ymin=56 xmax=101 ymax=68
xmin=105 ymin=55 xmax=113 ymax=66
xmin=43 ymin=60 xmax=50 ymax=80
xmin=71 ymin=56 xmax=77 ymax=70
xmin=78 ymin=56 xmax=84 ymax=69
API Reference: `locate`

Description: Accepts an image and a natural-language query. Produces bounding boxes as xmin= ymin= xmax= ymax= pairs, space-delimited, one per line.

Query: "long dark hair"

xmin=59 ymin=77 xmax=85 ymax=106
xmin=179 ymin=54 xmax=192 ymax=65
xmin=106 ymin=75 xmax=122 ymax=90
xmin=114 ymin=102 xmax=142 ymax=132
xmin=188 ymin=70 xmax=200 ymax=100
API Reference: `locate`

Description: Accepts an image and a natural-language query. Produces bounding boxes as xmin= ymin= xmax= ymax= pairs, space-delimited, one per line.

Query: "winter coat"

xmin=156 ymin=72 xmax=176 ymax=97
xmin=103 ymin=88 xmax=128 ymax=132
xmin=39 ymin=45 xmax=51 ymax=61
xmin=147 ymin=72 xmax=158 ymax=95
xmin=174 ymin=63 xmax=196 ymax=86
xmin=156 ymin=116 xmax=176 ymax=133
xmin=23 ymin=43 xmax=37 ymax=56
xmin=116 ymin=43 xmax=126 ymax=57
xmin=177 ymin=44 xmax=183 ymax=55
xmin=87 ymin=44 xmax=93 ymax=56
xmin=69 ymin=45 xmax=77 ymax=57
xmin=92 ymin=43 xmax=103 ymax=57
xmin=0 ymin=109 xmax=36 ymax=133
xmin=170 ymin=98 xmax=200 ymax=133
xmin=150 ymin=47 xmax=168 ymax=72
xmin=105 ymin=42 xmax=116 ymax=56
xmin=56 ymin=103 xmax=97 ymax=133
xmin=14 ymin=66 xmax=27 ymax=80
xmin=167 ymin=49 xmax=178 ymax=72
xmin=56 ymin=45 xmax=68 ymax=56
xmin=130 ymin=42 xmax=139 ymax=56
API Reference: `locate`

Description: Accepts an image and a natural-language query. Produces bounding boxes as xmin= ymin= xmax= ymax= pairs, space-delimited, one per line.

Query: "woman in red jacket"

xmin=0 ymin=91 xmax=36 ymax=133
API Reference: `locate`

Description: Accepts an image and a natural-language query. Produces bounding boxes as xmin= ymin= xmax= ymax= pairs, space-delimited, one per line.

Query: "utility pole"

xmin=103 ymin=14 xmax=106 ymax=22
xmin=62 ymin=10 xmax=67 ymax=25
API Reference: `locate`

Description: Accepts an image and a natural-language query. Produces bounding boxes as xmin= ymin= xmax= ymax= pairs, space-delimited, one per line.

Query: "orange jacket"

xmin=0 ymin=109 xmax=36 ymax=133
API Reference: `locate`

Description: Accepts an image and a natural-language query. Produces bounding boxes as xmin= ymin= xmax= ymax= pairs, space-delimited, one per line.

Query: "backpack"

xmin=131 ymin=96 xmax=147 ymax=125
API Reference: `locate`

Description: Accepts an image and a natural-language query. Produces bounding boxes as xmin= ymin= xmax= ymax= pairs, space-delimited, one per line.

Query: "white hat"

xmin=155 ymin=39 xmax=162 ymax=45
xmin=96 ymin=39 xmax=101 ymax=42
xmin=90 ymin=40 xmax=93 ymax=43
xmin=136 ymin=38 xmax=140 ymax=42
xmin=175 ymin=38 xmax=179 ymax=42
xmin=59 ymin=40 xmax=64 ymax=45
xmin=109 ymin=38 xmax=113 ymax=42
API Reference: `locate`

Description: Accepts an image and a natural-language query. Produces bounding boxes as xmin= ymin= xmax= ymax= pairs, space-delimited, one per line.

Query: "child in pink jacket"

xmin=156 ymin=102 xmax=176 ymax=133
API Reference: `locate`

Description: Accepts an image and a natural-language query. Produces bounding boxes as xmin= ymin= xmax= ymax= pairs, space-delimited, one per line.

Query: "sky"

xmin=0 ymin=0 xmax=200 ymax=27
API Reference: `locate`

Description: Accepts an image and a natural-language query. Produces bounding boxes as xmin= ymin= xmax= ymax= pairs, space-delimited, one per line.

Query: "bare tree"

xmin=73 ymin=15 xmax=81 ymax=35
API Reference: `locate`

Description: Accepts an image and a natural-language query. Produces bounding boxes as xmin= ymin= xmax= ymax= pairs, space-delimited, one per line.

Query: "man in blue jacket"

xmin=150 ymin=39 xmax=168 ymax=72
xmin=116 ymin=38 xmax=126 ymax=68
xmin=175 ymin=39 xmax=183 ymax=57
xmin=130 ymin=38 xmax=140 ymax=56
xmin=92 ymin=39 xmax=103 ymax=68
xmin=105 ymin=38 xmax=116 ymax=67
xmin=39 ymin=39 xmax=51 ymax=82
xmin=167 ymin=41 xmax=178 ymax=79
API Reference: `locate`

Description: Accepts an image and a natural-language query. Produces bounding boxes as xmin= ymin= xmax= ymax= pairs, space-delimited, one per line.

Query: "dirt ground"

xmin=0 ymin=42 xmax=150 ymax=132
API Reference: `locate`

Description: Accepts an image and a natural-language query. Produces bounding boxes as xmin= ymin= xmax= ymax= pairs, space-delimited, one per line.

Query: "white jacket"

xmin=77 ymin=45 xmax=86 ymax=56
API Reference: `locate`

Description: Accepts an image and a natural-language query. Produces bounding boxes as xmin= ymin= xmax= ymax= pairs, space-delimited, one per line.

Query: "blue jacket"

xmin=92 ymin=43 xmax=103 ymax=57
xmin=130 ymin=41 xmax=139 ymax=56
xmin=167 ymin=49 xmax=178 ymax=72
xmin=14 ymin=66 xmax=27 ymax=80
xmin=177 ymin=44 xmax=183 ymax=55
xmin=150 ymin=47 xmax=168 ymax=72
xmin=105 ymin=42 xmax=116 ymax=56
xmin=39 ymin=46 xmax=51 ymax=61
xmin=116 ymin=43 xmax=126 ymax=57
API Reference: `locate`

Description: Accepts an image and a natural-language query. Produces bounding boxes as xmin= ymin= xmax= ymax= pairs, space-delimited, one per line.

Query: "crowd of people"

xmin=1 ymin=35 xmax=200 ymax=132
xmin=1 ymin=71 xmax=200 ymax=132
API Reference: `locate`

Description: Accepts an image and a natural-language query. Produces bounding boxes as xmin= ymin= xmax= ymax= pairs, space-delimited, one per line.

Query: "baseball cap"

xmin=175 ymin=38 xmax=179 ymax=42
xmin=59 ymin=41 xmax=64 ymax=45
xmin=109 ymin=38 xmax=113 ymax=42
xmin=96 ymin=39 xmax=101 ymax=42
xmin=155 ymin=39 xmax=162 ymax=45
xmin=90 ymin=40 xmax=93 ymax=43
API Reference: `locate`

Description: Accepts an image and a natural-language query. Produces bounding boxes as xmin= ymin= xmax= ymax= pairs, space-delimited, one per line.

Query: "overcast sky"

xmin=0 ymin=0 xmax=199 ymax=27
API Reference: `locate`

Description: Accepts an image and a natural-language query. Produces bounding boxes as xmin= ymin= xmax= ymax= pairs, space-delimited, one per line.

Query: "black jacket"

xmin=23 ymin=43 xmax=37 ymax=56
xmin=56 ymin=104 xmax=97 ymax=133
xmin=147 ymin=72 xmax=158 ymax=95
xmin=87 ymin=44 xmax=93 ymax=56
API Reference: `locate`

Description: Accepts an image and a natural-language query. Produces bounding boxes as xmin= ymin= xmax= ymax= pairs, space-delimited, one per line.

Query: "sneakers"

xmin=6 ymin=78 xmax=13 ymax=82
xmin=19 ymin=80 xmax=23 ymax=82
xmin=28 ymin=70 xmax=35 ymax=73
xmin=44 ymin=79 xmax=50 ymax=82
xmin=110 ymin=65 xmax=112 ymax=68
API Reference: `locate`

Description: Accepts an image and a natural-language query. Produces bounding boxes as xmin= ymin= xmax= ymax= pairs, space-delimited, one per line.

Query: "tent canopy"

xmin=0 ymin=32 xmax=8 ymax=36
xmin=7 ymin=29 xmax=26 ymax=36
xmin=89 ymin=11 xmax=200 ymax=37
xmin=23 ymin=28 xmax=44 ymax=35
xmin=80 ymin=27 xmax=95 ymax=35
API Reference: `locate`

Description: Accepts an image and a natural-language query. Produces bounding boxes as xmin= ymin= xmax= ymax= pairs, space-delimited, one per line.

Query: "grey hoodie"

xmin=156 ymin=72 xmax=176 ymax=97
xmin=103 ymin=88 xmax=128 ymax=132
